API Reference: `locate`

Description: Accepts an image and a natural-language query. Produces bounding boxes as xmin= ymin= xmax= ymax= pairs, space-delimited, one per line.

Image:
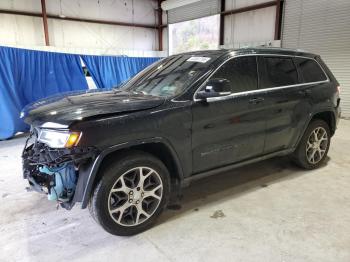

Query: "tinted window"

xmin=122 ymin=53 xmax=222 ymax=97
xmin=210 ymin=56 xmax=258 ymax=93
xmin=261 ymin=57 xmax=298 ymax=88
xmin=294 ymin=57 xmax=327 ymax=83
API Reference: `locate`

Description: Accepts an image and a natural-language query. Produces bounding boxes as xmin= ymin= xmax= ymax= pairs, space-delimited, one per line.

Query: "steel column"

xmin=221 ymin=1 xmax=277 ymax=16
xmin=157 ymin=0 xmax=163 ymax=51
xmin=219 ymin=0 xmax=225 ymax=46
xmin=274 ymin=0 xmax=282 ymax=40
xmin=41 ymin=0 xmax=50 ymax=46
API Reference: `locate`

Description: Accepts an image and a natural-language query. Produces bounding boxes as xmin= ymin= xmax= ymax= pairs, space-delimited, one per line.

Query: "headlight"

xmin=38 ymin=129 xmax=82 ymax=148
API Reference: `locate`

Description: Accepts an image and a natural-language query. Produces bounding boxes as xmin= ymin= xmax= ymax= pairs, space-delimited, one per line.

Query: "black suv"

xmin=22 ymin=48 xmax=341 ymax=236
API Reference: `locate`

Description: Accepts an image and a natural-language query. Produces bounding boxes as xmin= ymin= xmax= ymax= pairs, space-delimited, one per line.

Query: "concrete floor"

xmin=1 ymin=120 xmax=350 ymax=262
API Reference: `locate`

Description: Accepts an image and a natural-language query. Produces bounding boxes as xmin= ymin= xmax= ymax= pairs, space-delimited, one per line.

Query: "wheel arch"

xmin=80 ymin=137 xmax=184 ymax=208
xmin=311 ymin=110 xmax=336 ymax=135
xmin=294 ymin=109 xmax=336 ymax=151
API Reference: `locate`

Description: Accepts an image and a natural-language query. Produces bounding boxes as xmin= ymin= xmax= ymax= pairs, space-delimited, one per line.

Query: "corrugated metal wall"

xmin=223 ymin=5 xmax=276 ymax=45
xmin=167 ymin=0 xmax=220 ymax=24
xmin=0 ymin=0 xmax=162 ymax=53
xmin=282 ymin=0 xmax=350 ymax=117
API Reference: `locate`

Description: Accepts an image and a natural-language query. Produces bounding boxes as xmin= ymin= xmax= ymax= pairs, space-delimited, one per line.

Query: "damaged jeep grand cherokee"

xmin=22 ymin=48 xmax=341 ymax=236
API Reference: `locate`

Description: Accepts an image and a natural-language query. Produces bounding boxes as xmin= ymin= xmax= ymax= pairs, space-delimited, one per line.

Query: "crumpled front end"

xmin=22 ymin=130 xmax=99 ymax=209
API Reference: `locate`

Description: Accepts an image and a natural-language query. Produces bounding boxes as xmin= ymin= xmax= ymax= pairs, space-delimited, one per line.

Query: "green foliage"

xmin=170 ymin=15 xmax=219 ymax=54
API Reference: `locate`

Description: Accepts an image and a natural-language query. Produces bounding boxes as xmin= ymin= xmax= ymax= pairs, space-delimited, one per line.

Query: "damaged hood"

xmin=22 ymin=89 xmax=165 ymax=125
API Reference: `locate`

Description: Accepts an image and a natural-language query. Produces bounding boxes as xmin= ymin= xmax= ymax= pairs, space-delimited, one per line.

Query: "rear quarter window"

xmin=294 ymin=57 xmax=327 ymax=83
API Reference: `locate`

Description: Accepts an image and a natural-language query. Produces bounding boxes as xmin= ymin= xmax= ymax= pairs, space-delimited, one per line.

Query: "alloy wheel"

xmin=107 ymin=167 xmax=163 ymax=227
xmin=306 ymin=126 xmax=328 ymax=164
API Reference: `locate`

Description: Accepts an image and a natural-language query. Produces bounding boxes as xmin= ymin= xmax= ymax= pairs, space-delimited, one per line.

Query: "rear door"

xmin=258 ymin=56 xmax=311 ymax=153
xmin=191 ymin=56 xmax=267 ymax=173
xmin=293 ymin=56 xmax=331 ymax=136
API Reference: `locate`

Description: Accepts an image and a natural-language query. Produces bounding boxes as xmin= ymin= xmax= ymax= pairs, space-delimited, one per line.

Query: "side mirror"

xmin=196 ymin=78 xmax=232 ymax=101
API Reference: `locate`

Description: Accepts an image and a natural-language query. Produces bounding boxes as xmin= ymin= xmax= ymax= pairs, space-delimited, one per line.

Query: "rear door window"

xmin=294 ymin=57 xmax=327 ymax=83
xmin=259 ymin=57 xmax=299 ymax=89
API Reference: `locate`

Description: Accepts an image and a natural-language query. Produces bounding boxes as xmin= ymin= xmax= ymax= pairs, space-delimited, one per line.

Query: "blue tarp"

xmin=0 ymin=46 xmax=161 ymax=140
xmin=81 ymin=55 xmax=160 ymax=89
xmin=0 ymin=46 xmax=88 ymax=140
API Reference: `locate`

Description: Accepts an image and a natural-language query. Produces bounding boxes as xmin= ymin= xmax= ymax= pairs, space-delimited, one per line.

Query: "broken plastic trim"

xmin=22 ymin=133 xmax=99 ymax=209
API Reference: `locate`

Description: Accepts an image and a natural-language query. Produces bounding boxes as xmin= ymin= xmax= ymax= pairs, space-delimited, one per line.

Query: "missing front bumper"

xmin=22 ymin=136 xmax=98 ymax=209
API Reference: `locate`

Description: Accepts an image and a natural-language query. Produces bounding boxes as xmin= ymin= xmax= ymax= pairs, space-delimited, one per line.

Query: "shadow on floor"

xmin=159 ymin=155 xmax=330 ymax=224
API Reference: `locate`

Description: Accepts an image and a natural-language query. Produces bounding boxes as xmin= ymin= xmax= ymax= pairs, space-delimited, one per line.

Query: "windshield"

xmin=120 ymin=53 xmax=221 ymax=97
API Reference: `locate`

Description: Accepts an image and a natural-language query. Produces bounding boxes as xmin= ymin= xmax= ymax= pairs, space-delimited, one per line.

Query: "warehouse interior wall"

xmin=281 ymin=0 xmax=350 ymax=117
xmin=0 ymin=0 xmax=167 ymax=57
xmin=223 ymin=6 xmax=276 ymax=45
xmin=223 ymin=0 xmax=277 ymax=47
xmin=166 ymin=0 xmax=278 ymax=53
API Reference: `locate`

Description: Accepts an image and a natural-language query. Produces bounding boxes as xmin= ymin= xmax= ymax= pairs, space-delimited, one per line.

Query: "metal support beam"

xmin=40 ymin=0 xmax=50 ymax=46
xmin=221 ymin=0 xmax=277 ymax=16
xmin=219 ymin=0 xmax=225 ymax=46
xmin=0 ymin=9 xmax=161 ymax=30
xmin=157 ymin=0 xmax=163 ymax=51
xmin=274 ymin=0 xmax=282 ymax=40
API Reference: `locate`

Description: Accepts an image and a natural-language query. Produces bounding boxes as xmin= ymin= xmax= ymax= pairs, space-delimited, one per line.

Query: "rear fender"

xmin=295 ymin=108 xmax=337 ymax=149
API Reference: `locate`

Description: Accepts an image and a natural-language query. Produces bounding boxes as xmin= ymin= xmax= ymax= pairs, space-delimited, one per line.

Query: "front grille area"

xmin=21 ymin=129 xmax=99 ymax=207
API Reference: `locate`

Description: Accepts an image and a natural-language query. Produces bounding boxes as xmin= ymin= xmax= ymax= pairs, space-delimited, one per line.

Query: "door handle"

xmin=298 ymin=89 xmax=311 ymax=96
xmin=249 ymin=97 xmax=264 ymax=104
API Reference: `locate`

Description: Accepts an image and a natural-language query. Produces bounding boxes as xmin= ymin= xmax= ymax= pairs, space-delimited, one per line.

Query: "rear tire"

xmin=293 ymin=119 xmax=331 ymax=169
xmin=89 ymin=151 xmax=170 ymax=236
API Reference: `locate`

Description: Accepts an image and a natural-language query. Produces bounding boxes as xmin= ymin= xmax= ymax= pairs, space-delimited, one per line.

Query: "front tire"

xmin=89 ymin=151 xmax=170 ymax=236
xmin=293 ymin=119 xmax=331 ymax=169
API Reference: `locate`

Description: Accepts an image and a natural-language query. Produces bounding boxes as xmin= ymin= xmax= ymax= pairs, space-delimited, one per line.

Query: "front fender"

xmin=79 ymin=137 xmax=184 ymax=209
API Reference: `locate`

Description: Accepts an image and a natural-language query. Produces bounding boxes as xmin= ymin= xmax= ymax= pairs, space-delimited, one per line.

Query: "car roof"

xmin=231 ymin=47 xmax=317 ymax=58
xmin=177 ymin=47 xmax=318 ymax=59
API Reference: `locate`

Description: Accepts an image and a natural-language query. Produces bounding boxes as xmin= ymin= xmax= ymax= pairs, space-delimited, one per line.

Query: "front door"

xmin=191 ymin=56 xmax=267 ymax=173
